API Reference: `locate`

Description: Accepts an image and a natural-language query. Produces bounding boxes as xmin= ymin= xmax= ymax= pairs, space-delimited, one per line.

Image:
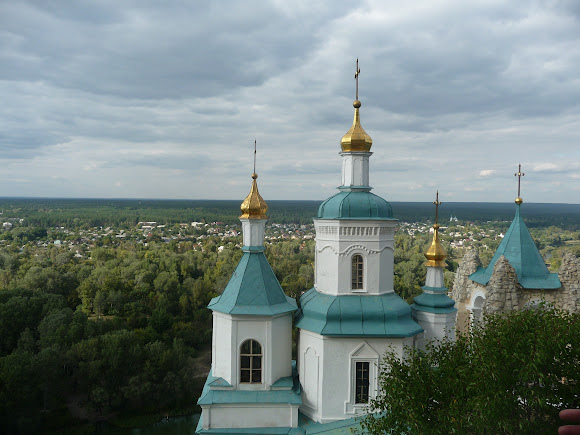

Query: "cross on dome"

xmin=514 ymin=163 xmax=525 ymax=205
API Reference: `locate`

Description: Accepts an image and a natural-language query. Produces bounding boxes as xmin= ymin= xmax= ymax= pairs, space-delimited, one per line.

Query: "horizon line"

xmin=0 ymin=196 xmax=578 ymax=206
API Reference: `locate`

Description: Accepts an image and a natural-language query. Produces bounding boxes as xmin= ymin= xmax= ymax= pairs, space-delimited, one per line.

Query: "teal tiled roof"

xmin=295 ymin=288 xmax=423 ymax=337
xmin=412 ymin=286 xmax=457 ymax=314
xmin=317 ymin=191 xmax=395 ymax=220
xmin=208 ymin=252 xmax=298 ymax=315
xmin=197 ymin=364 xmax=302 ymax=407
xmin=469 ymin=205 xmax=561 ymax=289
xmin=195 ymin=411 xmax=362 ymax=434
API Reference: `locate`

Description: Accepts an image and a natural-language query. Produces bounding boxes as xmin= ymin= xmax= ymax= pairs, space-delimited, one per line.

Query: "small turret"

xmin=411 ymin=191 xmax=457 ymax=349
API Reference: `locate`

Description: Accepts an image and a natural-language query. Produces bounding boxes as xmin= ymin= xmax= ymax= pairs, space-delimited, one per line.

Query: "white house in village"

xmin=196 ymin=67 xmax=457 ymax=433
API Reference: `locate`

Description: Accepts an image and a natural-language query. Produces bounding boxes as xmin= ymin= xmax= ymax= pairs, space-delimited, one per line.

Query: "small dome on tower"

xmin=317 ymin=191 xmax=393 ymax=220
xmin=340 ymin=100 xmax=373 ymax=153
xmin=424 ymin=224 xmax=447 ymax=267
xmin=240 ymin=173 xmax=268 ymax=219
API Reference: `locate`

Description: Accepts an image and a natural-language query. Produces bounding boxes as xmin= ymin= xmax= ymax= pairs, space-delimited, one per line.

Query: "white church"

xmin=195 ymin=66 xmax=457 ymax=433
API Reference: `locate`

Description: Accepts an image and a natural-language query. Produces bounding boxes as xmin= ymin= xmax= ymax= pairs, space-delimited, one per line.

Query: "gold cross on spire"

xmin=433 ymin=190 xmax=442 ymax=225
xmin=354 ymin=58 xmax=361 ymax=101
xmin=514 ymin=163 xmax=525 ymax=197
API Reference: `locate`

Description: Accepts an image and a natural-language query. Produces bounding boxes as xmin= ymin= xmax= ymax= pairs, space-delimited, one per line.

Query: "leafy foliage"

xmin=361 ymin=304 xmax=580 ymax=435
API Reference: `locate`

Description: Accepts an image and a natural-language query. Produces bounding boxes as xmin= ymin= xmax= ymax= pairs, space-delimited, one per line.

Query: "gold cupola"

xmin=425 ymin=223 xmax=447 ymax=267
xmin=425 ymin=191 xmax=447 ymax=267
xmin=340 ymin=100 xmax=373 ymax=152
xmin=341 ymin=59 xmax=373 ymax=152
xmin=240 ymin=173 xmax=268 ymax=219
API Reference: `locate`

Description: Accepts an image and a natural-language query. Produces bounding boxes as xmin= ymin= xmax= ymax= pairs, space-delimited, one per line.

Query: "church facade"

xmin=196 ymin=66 xmax=457 ymax=433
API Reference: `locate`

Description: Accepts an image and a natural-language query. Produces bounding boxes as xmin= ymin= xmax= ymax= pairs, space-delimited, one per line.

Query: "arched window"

xmin=240 ymin=339 xmax=262 ymax=384
xmin=352 ymin=254 xmax=364 ymax=290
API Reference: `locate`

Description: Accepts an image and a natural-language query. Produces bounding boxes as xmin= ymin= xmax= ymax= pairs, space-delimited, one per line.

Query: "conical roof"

xmin=208 ymin=251 xmax=297 ymax=315
xmin=469 ymin=204 xmax=561 ymax=289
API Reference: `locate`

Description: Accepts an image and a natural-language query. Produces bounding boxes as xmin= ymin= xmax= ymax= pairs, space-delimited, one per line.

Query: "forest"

xmin=0 ymin=198 xmax=577 ymax=433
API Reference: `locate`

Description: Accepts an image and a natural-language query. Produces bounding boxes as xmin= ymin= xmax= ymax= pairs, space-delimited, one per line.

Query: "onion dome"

xmin=239 ymin=173 xmax=268 ymax=219
xmin=340 ymin=100 xmax=373 ymax=152
xmin=424 ymin=224 xmax=447 ymax=267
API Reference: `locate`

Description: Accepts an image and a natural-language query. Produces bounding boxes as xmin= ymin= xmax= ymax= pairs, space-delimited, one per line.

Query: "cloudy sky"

xmin=1 ymin=1 xmax=579 ymax=204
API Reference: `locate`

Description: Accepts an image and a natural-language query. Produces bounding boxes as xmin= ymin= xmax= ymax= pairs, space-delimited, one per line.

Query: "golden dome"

xmin=424 ymin=224 xmax=447 ymax=267
xmin=240 ymin=173 xmax=268 ymax=219
xmin=515 ymin=197 xmax=523 ymax=205
xmin=340 ymin=100 xmax=373 ymax=152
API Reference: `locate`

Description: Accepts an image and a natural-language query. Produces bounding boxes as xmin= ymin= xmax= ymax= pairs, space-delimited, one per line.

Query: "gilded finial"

xmin=341 ymin=58 xmax=372 ymax=152
xmin=514 ymin=163 xmax=525 ymax=205
xmin=425 ymin=190 xmax=447 ymax=267
xmin=240 ymin=141 xmax=268 ymax=219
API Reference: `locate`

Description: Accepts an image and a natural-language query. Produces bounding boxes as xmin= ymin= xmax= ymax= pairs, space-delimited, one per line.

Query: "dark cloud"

xmin=0 ymin=1 xmax=578 ymax=202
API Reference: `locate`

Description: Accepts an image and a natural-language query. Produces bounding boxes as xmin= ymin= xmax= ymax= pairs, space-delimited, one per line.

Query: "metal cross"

xmin=354 ymin=58 xmax=361 ymax=101
xmin=514 ymin=163 xmax=525 ymax=197
xmin=433 ymin=190 xmax=442 ymax=225
xmin=253 ymin=140 xmax=257 ymax=174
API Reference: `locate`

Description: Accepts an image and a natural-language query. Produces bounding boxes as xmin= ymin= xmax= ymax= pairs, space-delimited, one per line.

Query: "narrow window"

xmin=352 ymin=254 xmax=363 ymax=290
xmin=240 ymin=339 xmax=262 ymax=383
xmin=355 ymin=361 xmax=370 ymax=403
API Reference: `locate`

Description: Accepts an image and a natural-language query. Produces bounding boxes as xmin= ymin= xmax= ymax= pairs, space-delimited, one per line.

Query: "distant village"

xmin=0 ymin=215 xmax=509 ymax=261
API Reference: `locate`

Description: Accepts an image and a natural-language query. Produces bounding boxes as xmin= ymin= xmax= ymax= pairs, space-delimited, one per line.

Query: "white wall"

xmin=212 ymin=312 xmax=293 ymax=388
xmin=314 ymin=220 xmax=397 ymax=296
xmin=298 ymin=329 xmax=412 ymax=423
xmin=425 ymin=267 xmax=445 ymax=288
xmin=240 ymin=218 xmax=266 ymax=247
xmin=202 ymin=403 xmax=299 ymax=429
xmin=413 ymin=310 xmax=456 ymax=351
xmin=212 ymin=312 xmax=234 ymax=384
xmin=340 ymin=152 xmax=371 ymax=187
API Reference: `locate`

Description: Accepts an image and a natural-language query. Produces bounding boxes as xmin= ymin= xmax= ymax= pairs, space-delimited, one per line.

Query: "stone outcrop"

xmin=484 ymin=256 xmax=520 ymax=315
xmin=451 ymin=249 xmax=481 ymax=303
xmin=558 ymin=253 xmax=580 ymax=312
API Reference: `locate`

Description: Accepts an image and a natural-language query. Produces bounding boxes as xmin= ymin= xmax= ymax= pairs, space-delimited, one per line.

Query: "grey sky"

xmin=1 ymin=1 xmax=579 ymax=203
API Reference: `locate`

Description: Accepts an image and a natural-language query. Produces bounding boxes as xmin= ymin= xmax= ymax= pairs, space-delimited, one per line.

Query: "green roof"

xmin=208 ymin=252 xmax=298 ymax=315
xmin=196 ymin=411 xmax=362 ymax=434
xmin=412 ymin=286 xmax=457 ymax=314
xmin=469 ymin=204 xmax=561 ymax=289
xmin=295 ymin=288 xmax=423 ymax=337
xmin=197 ymin=365 xmax=302 ymax=407
xmin=317 ymin=190 xmax=395 ymax=220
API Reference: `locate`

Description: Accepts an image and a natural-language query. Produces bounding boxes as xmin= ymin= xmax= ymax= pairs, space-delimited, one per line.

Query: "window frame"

xmin=354 ymin=361 xmax=370 ymax=404
xmin=239 ymin=339 xmax=263 ymax=384
xmin=345 ymin=342 xmax=379 ymax=415
xmin=351 ymin=254 xmax=364 ymax=290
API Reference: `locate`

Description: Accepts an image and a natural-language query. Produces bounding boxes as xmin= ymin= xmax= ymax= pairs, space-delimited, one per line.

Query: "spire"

xmin=340 ymin=58 xmax=373 ymax=153
xmin=424 ymin=191 xmax=447 ymax=267
xmin=469 ymin=167 xmax=560 ymax=288
xmin=240 ymin=141 xmax=268 ymax=219
xmin=515 ymin=163 xmax=525 ymax=205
